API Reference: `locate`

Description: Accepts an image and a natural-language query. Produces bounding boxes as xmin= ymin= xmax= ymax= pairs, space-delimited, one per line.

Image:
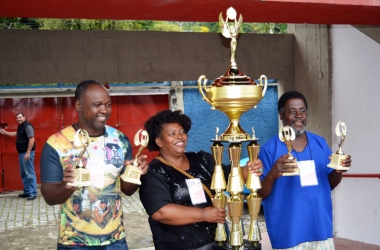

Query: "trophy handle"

xmin=198 ymin=75 xmax=213 ymax=106
xmin=258 ymin=75 xmax=268 ymax=98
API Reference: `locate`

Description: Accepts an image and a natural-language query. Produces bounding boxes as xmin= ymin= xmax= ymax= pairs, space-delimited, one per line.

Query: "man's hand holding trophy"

xmin=66 ymin=129 xmax=92 ymax=188
xmin=328 ymin=121 xmax=350 ymax=171
xmin=120 ymin=129 xmax=149 ymax=185
xmin=279 ymin=125 xmax=300 ymax=176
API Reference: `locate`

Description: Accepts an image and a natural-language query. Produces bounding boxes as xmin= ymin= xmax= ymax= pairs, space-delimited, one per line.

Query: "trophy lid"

xmin=211 ymin=7 xmax=257 ymax=87
xmin=212 ymin=66 xmax=257 ymax=86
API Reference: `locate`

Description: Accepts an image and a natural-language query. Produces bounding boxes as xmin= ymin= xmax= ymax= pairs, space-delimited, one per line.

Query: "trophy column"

xmin=211 ymin=139 xmax=262 ymax=250
xmin=226 ymin=143 xmax=244 ymax=248
xmin=246 ymin=141 xmax=262 ymax=246
xmin=210 ymin=141 xmax=228 ymax=245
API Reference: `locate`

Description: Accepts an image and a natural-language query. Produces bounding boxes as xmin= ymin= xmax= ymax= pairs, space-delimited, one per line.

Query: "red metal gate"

xmin=0 ymin=95 xmax=169 ymax=192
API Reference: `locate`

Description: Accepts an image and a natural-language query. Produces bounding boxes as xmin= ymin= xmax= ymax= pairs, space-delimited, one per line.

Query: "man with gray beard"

xmin=258 ymin=91 xmax=352 ymax=250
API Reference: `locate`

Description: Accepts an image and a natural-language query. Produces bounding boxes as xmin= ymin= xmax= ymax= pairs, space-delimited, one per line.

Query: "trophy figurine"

xmin=67 ymin=129 xmax=92 ymax=187
xmin=328 ymin=121 xmax=349 ymax=170
xmin=279 ymin=126 xmax=300 ymax=176
xmin=120 ymin=129 xmax=149 ymax=185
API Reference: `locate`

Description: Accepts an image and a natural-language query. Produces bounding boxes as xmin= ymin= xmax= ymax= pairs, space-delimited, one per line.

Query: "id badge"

xmin=299 ymin=160 xmax=319 ymax=187
xmin=185 ymin=178 xmax=207 ymax=205
xmin=87 ymin=160 xmax=105 ymax=189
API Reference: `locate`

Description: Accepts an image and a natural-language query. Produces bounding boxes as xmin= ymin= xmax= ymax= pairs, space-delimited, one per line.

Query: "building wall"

xmin=331 ymin=25 xmax=380 ymax=245
xmin=0 ymin=30 xmax=293 ymax=85
xmin=287 ymin=24 xmax=332 ymax=145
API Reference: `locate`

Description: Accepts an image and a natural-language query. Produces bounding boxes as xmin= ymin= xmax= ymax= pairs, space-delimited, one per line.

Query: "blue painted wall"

xmin=183 ymin=83 xmax=279 ymax=165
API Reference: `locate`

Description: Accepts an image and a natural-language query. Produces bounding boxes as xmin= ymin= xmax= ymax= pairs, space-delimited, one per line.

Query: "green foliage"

xmin=273 ymin=23 xmax=287 ymax=34
xmin=0 ymin=17 xmax=286 ymax=34
xmin=0 ymin=18 xmax=40 ymax=29
xmin=190 ymin=26 xmax=210 ymax=33
xmin=151 ymin=21 xmax=182 ymax=32
xmin=199 ymin=22 xmax=220 ymax=33
xmin=37 ymin=19 xmax=135 ymax=30
xmin=250 ymin=23 xmax=287 ymax=34
xmin=241 ymin=23 xmax=255 ymax=33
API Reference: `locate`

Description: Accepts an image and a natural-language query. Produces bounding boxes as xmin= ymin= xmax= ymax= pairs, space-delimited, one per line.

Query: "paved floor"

xmin=0 ymin=190 xmax=379 ymax=250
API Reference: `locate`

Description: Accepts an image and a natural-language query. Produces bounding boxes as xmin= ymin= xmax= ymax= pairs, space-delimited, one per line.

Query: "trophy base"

xmin=120 ymin=164 xmax=142 ymax=185
xmin=327 ymin=154 xmax=349 ymax=171
xmin=214 ymin=240 xmax=261 ymax=250
xmin=282 ymin=163 xmax=300 ymax=176
xmin=120 ymin=176 xmax=141 ymax=185
xmin=67 ymin=181 xmax=92 ymax=187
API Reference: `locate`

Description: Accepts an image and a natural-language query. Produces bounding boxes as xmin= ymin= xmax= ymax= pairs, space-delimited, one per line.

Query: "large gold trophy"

xmin=120 ymin=129 xmax=149 ymax=185
xmin=198 ymin=7 xmax=267 ymax=250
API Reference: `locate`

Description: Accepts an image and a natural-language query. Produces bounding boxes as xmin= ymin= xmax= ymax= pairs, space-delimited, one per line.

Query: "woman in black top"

xmin=139 ymin=110 xmax=262 ymax=250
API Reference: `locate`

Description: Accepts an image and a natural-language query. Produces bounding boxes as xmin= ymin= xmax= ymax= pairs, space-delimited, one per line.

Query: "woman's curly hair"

xmin=144 ymin=110 xmax=192 ymax=151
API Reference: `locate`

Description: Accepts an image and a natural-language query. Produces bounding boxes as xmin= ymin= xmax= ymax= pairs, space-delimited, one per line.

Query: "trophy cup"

xmin=120 ymin=129 xmax=149 ymax=185
xmin=199 ymin=7 xmax=266 ymax=250
xmin=328 ymin=121 xmax=349 ymax=170
xmin=67 ymin=129 xmax=92 ymax=187
xmin=279 ymin=126 xmax=300 ymax=176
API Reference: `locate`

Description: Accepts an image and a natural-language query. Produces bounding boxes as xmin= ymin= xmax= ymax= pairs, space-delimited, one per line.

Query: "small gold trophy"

xmin=120 ymin=129 xmax=149 ymax=185
xmin=68 ymin=129 xmax=92 ymax=187
xmin=279 ymin=126 xmax=300 ymax=176
xmin=328 ymin=121 xmax=349 ymax=170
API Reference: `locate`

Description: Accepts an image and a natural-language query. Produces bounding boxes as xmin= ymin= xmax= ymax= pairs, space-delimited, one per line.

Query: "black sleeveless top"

xmin=140 ymin=151 xmax=230 ymax=250
xmin=16 ymin=120 xmax=36 ymax=153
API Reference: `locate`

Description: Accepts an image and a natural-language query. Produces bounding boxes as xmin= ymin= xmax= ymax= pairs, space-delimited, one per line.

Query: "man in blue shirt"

xmin=258 ymin=91 xmax=352 ymax=250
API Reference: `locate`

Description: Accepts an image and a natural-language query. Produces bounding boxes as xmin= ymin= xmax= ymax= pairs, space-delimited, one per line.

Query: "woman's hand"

xmin=202 ymin=207 xmax=226 ymax=224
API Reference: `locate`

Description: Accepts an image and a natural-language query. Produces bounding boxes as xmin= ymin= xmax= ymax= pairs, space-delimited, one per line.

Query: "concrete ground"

xmin=0 ymin=190 xmax=379 ymax=250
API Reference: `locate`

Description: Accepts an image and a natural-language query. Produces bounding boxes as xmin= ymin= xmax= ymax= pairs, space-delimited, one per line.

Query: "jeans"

xmin=57 ymin=239 xmax=129 ymax=250
xmin=18 ymin=150 xmax=37 ymax=196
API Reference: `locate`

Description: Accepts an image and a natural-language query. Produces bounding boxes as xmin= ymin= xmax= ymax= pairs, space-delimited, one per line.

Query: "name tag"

xmin=185 ymin=178 xmax=207 ymax=205
xmin=87 ymin=160 xmax=105 ymax=189
xmin=299 ymin=160 xmax=319 ymax=187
